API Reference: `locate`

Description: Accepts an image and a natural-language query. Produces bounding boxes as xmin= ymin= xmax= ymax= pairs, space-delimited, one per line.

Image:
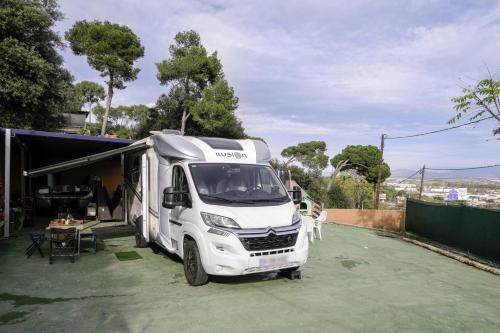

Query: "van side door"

xmin=168 ymin=164 xmax=192 ymax=251
xmin=158 ymin=162 xmax=173 ymax=248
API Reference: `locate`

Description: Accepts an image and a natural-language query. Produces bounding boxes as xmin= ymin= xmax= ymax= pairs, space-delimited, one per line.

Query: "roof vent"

xmin=162 ymin=129 xmax=181 ymax=135
xmin=198 ymin=137 xmax=243 ymax=150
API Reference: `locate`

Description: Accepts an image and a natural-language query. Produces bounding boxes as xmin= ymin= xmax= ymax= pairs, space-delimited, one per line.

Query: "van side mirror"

xmin=162 ymin=187 xmax=188 ymax=209
xmin=289 ymin=186 xmax=302 ymax=205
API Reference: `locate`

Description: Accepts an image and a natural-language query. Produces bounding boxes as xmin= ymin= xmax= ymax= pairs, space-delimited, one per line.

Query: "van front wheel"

xmin=183 ymin=239 xmax=208 ymax=286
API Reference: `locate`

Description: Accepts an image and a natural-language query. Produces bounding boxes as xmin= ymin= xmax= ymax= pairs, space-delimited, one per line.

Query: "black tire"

xmin=280 ymin=266 xmax=299 ymax=275
xmin=135 ymin=232 xmax=148 ymax=248
xmin=183 ymin=239 xmax=208 ymax=286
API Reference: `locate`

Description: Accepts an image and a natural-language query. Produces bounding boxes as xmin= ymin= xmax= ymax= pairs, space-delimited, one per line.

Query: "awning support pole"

xmin=141 ymin=153 xmax=149 ymax=242
xmin=28 ymin=150 xmax=32 ymax=198
xmin=4 ymin=129 xmax=11 ymax=237
xmin=20 ymin=143 xmax=25 ymax=202
xmin=121 ymin=153 xmax=127 ymax=223
xmin=13 ymin=135 xmax=29 ymax=202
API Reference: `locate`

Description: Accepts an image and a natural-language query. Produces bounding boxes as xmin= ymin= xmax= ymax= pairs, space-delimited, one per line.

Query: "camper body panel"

xmin=125 ymin=150 xmax=145 ymax=230
xmin=147 ymin=148 xmax=160 ymax=240
xmin=156 ymin=157 xmax=175 ymax=250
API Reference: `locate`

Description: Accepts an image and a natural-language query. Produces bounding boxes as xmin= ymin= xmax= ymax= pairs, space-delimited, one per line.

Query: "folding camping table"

xmin=46 ymin=220 xmax=100 ymax=256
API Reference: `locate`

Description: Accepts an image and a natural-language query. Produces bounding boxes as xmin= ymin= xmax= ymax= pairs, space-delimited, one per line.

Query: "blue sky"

xmin=56 ymin=0 xmax=500 ymax=172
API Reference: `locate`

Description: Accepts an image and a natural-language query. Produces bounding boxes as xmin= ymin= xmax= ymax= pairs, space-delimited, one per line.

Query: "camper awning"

xmin=27 ymin=141 xmax=150 ymax=177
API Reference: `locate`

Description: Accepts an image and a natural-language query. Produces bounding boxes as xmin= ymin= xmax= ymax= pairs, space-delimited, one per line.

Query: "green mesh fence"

xmin=405 ymin=199 xmax=500 ymax=263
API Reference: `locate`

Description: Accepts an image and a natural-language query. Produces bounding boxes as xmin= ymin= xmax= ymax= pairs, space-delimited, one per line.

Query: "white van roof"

xmin=152 ymin=133 xmax=271 ymax=164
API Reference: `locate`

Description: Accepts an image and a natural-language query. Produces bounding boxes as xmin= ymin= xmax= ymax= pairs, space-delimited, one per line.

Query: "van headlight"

xmin=292 ymin=210 xmax=302 ymax=225
xmin=201 ymin=212 xmax=241 ymax=229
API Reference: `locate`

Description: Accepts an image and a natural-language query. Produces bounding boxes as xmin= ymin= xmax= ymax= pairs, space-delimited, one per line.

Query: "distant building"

xmin=423 ymin=187 xmax=468 ymax=201
xmin=468 ymin=193 xmax=500 ymax=206
xmin=396 ymin=196 xmax=406 ymax=205
xmin=447 ymin=189 xmax=459 ymax=201
xmin=393 ymin=183 xmax=417 ymax=193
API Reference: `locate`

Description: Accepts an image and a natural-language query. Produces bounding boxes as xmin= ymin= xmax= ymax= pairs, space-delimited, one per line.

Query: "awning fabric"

xmin=27 ymin=141 xmax=150 ymax=177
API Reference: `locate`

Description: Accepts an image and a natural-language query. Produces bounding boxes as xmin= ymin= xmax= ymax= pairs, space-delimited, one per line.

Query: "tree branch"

xmin=326 ymin=159 xmax=349 ymax=192
xmin=284 ymin=156 xmax=295 ymax=166
xmin=471 ymin=90 xmax=500 ymax=122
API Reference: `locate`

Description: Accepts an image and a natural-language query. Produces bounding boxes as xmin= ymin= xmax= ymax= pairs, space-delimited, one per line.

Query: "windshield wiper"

xmin=200 ymin=194 xmax=235 ymax=203
xmin=244 ymin=197 xmax=288 ymax=203
xmin=200 ymin=194 xmax=255 ymax=204
xmin=199 ymin=194 xmax=288 ymax=204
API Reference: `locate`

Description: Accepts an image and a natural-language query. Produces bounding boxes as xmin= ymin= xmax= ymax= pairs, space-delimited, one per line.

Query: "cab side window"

xmin=173 ymin=166 xmax=189 ymax=192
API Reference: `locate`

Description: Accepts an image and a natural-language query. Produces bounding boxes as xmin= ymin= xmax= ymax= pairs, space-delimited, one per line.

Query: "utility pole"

xmin=419 ymin=165 xmax=426 ymax=200
xmin=374 ymin=134 xmax=386 ymax=209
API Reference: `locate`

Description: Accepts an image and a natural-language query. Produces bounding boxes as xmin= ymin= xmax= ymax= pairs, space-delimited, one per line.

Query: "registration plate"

xmin=258 ymin=255 xmax=290 ymax=268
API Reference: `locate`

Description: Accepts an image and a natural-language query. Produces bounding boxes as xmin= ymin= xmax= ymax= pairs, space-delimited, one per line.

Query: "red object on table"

xmin=50 ymin=219 xmax=83 ymax=226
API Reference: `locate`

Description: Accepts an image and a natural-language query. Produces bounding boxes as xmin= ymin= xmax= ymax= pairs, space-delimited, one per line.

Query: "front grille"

xmin=239 ymin=232 xmax=298 ymax=251
xmin=250 ymin=248 xmax=294 ymax=257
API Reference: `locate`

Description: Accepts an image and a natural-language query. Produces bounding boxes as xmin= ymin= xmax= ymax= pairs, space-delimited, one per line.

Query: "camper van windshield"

xmin=189 ymin=163 xmax=289 ymax=205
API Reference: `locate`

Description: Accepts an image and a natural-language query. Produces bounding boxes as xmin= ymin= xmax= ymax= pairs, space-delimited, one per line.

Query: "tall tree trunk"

xmin=180 ymin=78 xmax=190 ymax=135
xmin=88 ymin=102 xmax=93 ymax=124
xmin=101 ymin=79 xmax=113 ymax=136
xmin=180 ymin=110 xmax=191 ymax=135
xmin=180 ymin=110 xmax=187 ymax=135
xmin=323 ymin=159 xmax=349 ymax=206
xmin=326 ymin=160 xmax=349 ymax=192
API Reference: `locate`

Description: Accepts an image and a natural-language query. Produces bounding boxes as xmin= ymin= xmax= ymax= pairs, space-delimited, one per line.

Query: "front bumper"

xmin=201 ymin=223 xmax=309 ymax=276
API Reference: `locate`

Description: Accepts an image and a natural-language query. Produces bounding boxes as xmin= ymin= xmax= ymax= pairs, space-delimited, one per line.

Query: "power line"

xmin=385 ymin=116 xmax=494 ymax=140
xmin=426 ymin=163 xmax=500 ymax=171
xmin=392 ymin=163 xmax=499 ymax=184
xmin=375 ymin=116 xmax=497 ymax=208
xmin=423 ymin=176 xmax=499 ymax=180
xmin=397 ymin=169 xmax=422 ymax=183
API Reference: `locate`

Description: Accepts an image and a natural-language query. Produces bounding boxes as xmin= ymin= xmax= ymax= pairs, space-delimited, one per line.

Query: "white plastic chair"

xmin=313 ymin=211 xmax=327 ymax=241
xmin=303 ymin=215 xmax=315 ymax=243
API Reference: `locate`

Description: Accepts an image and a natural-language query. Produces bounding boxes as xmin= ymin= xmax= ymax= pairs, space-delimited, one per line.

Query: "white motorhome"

xmin=124 ymin=132 xmax=308 ymax=285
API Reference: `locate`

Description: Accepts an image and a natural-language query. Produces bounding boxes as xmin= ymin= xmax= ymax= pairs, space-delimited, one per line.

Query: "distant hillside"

xmin=391 ymin=167 xmax=500 ymax=180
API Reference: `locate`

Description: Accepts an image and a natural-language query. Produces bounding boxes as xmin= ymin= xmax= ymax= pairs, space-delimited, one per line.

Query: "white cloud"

xmin=56 ymin=0 xmax=500 ymax=169
xmin=239 ymin=107 xmax=332 ymax=136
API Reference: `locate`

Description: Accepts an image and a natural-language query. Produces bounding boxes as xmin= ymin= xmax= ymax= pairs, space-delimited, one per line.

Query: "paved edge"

xmin=326 ymin=222 xmax=500 ymax=275
xmin=401 ymin=234 xmax=500 ymax=276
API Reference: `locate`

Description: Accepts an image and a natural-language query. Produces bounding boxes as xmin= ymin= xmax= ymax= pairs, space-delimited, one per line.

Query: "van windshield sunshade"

xmin=198 ymin=137 xmax=243 ymax=150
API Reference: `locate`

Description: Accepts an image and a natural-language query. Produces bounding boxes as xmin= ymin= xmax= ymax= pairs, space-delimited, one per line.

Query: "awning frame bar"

xmin=26 ymin=141 xmax=150 ymax=177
